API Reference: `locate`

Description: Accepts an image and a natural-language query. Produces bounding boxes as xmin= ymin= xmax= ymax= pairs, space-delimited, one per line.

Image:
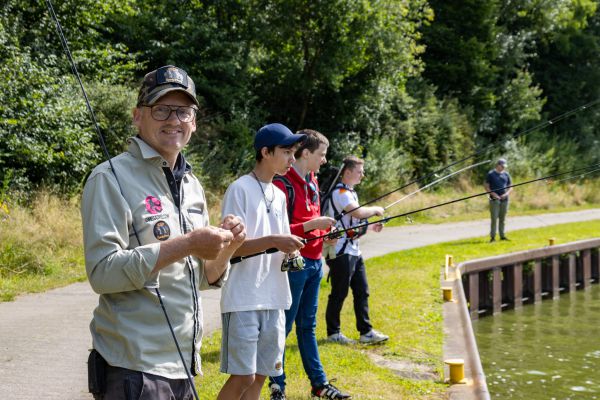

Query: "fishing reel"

xmin=281 ymin=254 xmax=305 ymax=272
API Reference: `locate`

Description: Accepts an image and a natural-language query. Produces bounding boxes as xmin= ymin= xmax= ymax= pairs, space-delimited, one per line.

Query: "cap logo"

xmin=161 ymin=67 xmax=185 ymax=86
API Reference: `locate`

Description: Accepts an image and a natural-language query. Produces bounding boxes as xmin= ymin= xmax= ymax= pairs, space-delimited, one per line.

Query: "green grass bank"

xmin=193 ymin=219 xmax=600 ymax=399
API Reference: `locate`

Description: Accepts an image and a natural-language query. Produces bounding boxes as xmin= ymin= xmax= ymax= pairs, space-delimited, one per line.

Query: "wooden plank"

xmin=469 ymin=272 xmax=479 ymax=320
xmin=582 ymin=249 xmax=591 ymax=287
xmin=552 ymin=256 xmax=560 ymax=299
xmin=534 ymin=260 xmax=542 ymax=303
xmin=569 ymin=253 xmax=577 ymax=292
xmin=493 ymin=268 xmax=502 ymax=314
xmin=461 ymin=238 xmax=600 ymax=274
xmin=513 ymin=263 xmax=523 ymax=309
xmin=593 ymin=248 xmax=600 ymax=280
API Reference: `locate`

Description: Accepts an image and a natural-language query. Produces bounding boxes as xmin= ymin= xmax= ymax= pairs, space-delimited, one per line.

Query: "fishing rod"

xmin=320 ymin=161 xmax=600 ymax=242
xmin=231 ymin=160 xmax=600 ymax=264
xmin=44 ymin=2 xmax=200 ymax=399
xmin=383 ymin=159 xmax=490 ymax=211
xmin=336 ymin=97 xmax=600 ymax=220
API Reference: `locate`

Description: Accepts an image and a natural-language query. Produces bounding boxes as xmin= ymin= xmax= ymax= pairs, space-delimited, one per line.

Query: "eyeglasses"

xmin=142 ymin=104 xmax=198 ymax=122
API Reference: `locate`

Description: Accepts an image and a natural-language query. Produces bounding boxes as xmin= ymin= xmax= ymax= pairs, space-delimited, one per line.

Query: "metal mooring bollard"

xmin=548 ymin=237 xmax=556 ymax=246
xmin=445 ymin=254 xmax=453 ymax=280
xmin=442 ymin=286 xmax=453 ymax=302
xmin=444 ymin=358 xmax=467 ymax=384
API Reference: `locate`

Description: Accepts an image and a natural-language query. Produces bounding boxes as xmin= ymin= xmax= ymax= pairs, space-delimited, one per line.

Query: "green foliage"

xmin=1 ymin=0 xmax=599 ymax=195
xmin=0 ymin=51 xmax=99 ymax=193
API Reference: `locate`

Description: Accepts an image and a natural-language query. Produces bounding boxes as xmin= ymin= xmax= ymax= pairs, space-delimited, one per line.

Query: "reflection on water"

xmin=473 ymin=284 xmax=600 ymax=399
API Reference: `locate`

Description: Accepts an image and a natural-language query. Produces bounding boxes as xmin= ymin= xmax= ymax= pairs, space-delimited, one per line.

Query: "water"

xmin=473 ymin=284 xmax=600 ymax=399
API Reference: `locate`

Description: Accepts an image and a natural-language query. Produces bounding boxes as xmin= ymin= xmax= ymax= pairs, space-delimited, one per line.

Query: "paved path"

xmin=0 ymin=209 xmax=598 ymax=399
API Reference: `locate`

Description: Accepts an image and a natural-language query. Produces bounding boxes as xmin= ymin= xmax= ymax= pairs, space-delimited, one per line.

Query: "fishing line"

xmin=231 ymin=161 xmax=600 ymax=263
xmin=337 ymin=98 xmax=600 ymax=220
xmin=321 ymin=161 xmax=600 ymax=241
xmin=44 ymin=1 xmax=200 ymax=398
xmin=383 ymin=159 xmax=490 ymax=210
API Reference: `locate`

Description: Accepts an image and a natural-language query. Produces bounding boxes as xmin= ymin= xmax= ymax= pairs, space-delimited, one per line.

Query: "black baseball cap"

xmin=137 ymin=65 xmax=199 ymax=107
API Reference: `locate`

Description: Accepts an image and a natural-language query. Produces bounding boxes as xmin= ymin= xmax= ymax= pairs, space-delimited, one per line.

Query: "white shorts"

xmin=220 ymin=309 xmax=286 ymax=376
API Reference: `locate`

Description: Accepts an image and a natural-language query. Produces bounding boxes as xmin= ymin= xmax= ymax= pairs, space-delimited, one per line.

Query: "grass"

xmin=194 ymin=219 xmax=600 ymax=399
xmin=1 ymin=191 xmax=599 ymax=397
xmin=0 ymin=193 xmax=85 ymax=301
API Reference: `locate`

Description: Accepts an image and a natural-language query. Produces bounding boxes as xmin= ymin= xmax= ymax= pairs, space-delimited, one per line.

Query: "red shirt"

xmin=273 ymin=167 xmax=328 ymax=260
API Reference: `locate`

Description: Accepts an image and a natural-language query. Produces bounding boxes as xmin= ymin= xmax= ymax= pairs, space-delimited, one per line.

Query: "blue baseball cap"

xmin=254 ymin=123 xmax=306 ymax=151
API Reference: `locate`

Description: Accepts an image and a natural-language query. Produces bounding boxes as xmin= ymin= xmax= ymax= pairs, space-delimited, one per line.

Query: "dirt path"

xmin=0 ymin=209 xmax=597 ymax=399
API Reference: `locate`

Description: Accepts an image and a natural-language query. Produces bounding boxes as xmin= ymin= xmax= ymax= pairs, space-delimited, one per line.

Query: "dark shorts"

xmin=94 ymin=365 xmax=194 ymax=400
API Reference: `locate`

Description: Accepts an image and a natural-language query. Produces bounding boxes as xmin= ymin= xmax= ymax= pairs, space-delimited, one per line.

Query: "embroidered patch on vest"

xmin=145 ymin=195 xmax=163 ymax=214
xmin=153 ymin=221 xmax=171 ymax=241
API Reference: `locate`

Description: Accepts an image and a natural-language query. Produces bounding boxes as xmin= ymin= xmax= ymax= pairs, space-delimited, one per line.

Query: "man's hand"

xmin=371 ymin=206 xmax=385 ymax=217
xmin=272 ymin=234 xmax=305 ymax=253
xmin=370 ymin=222 xmax=384 ymax=233
xmin=221 ymin=214 xmax=246 ymax=247
xmin=304 ymin=216 xmax=336 ymax=232
xmin=188 ymin=226 xmax=234 ymax=260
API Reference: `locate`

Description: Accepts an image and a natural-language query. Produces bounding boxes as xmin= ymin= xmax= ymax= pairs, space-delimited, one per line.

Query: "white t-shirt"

xmin=330 ymin=185 xmax=361 ymax=256
xmin=220 ymin=174 xmax=292 ymax=313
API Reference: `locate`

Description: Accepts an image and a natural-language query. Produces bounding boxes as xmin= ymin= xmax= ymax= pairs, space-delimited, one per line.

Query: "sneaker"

xmin=327 ymin=332 xmax=355 ymax=345
xmin=489 ymin=237 xmax=496 ymax=243
xmin=500 ymin=236 xmax=510 ymax=241
xmin=359 ymin=329 xmax=389 ymax=344
xmin=270 ymin=383 xmax=286 ymax=400
xmin=311 ymin=381 xmax=351 ymax=399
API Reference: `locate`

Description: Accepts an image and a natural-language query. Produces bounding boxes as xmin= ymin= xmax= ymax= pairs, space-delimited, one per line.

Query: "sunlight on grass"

xmin=0 ymin=192 xmax=85 ymax=301
xmin=195 ymin=219 xmax=600 ymax=399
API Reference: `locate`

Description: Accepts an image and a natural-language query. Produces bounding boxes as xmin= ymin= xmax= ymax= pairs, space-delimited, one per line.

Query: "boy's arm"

xmin=233 ymin=234 xmax=304 ymax=257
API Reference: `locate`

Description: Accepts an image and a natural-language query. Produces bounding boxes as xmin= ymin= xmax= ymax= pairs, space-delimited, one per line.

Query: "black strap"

xmin=273 ymin=175 xmax=294 ymax=223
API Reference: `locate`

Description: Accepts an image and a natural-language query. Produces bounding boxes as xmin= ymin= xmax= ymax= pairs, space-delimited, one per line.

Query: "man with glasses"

xmin=269 ymin=130 xmax=351 ymax=400
xmin=81 ymin=65 xmax=245 ymax=399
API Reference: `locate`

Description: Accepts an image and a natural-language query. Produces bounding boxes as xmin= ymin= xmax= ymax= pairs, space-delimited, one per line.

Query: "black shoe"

xmin=500 ymin=237 xmax=510 ymax=241
xmin=311 ymin=381 xmax=351 ymax=399
xmin=489 ymin=237 xmax=495 ymax=243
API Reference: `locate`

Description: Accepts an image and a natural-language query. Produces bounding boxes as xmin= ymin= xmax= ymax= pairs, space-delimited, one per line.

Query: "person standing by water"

xmin=484 ymin=158 xmax=513 ymax=242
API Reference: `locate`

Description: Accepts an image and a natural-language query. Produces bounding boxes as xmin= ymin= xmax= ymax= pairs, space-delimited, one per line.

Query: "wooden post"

xmin=593 ymin=248 xmax=600 ymax=281
xmin=469 ymin=272 xmax=479 ymax=320
xmin=569 ymin=253 xmax=577 ymax=292
xmin=534 ymin=260 xmax=542 ymax=303
xmin=513 ymin=263 xmax=523 ymax=309
xmin=493 ymin=267 xmax=502 ymax=314
xmin=552 ymin=256 xmax=560 ymax=299
xmin=583 ymin=249 xmax=591 ymax=288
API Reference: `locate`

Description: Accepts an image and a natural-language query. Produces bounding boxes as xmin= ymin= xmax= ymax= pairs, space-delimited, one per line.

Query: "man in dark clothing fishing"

xmin=484 ymin=158 xmax=513 ymax=242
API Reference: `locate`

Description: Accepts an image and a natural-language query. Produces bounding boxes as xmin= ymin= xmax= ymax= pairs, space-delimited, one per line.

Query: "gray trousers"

xmin=94 ymin=365 xmax=194 ymax=400
xmin=489 ymin=199 xmax=509 ymax=239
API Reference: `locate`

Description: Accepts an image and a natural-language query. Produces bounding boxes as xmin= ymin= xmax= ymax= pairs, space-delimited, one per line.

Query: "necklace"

xmin=251 ymin=171 xmax=274 ymax=213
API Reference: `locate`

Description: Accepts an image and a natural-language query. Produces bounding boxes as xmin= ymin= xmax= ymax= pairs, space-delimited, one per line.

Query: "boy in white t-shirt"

xmin=217 ymin=123 xmax=306 ymax=400
xmin=325 ymin=155 xmax=389 ymax=345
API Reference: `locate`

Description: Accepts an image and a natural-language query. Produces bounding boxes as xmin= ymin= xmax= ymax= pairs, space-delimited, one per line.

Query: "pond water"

xmin=473 ymin=284 xmax=600 ymax=399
